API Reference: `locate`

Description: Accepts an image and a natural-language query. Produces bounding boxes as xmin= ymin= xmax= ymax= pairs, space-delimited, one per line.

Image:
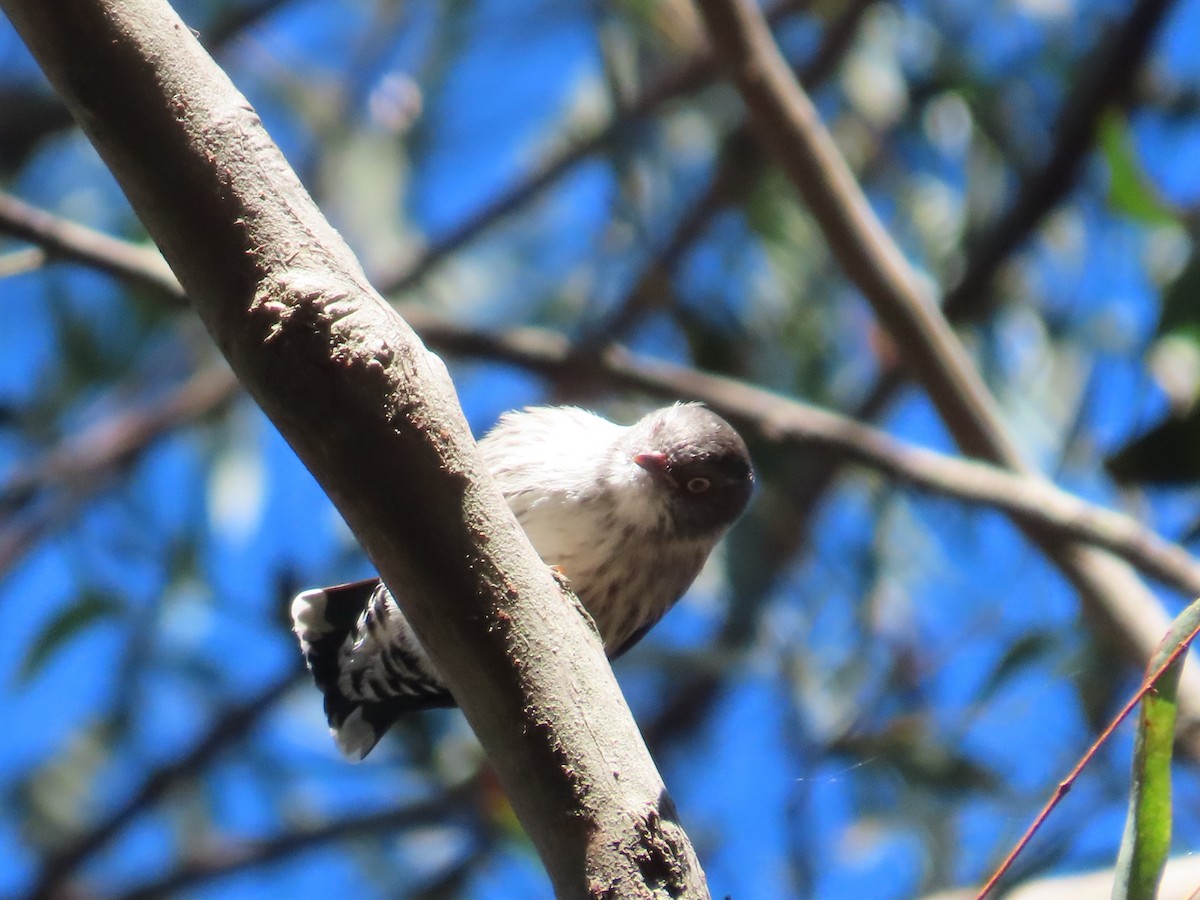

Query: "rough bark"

xmin=0 ymin=0 xmax=707 ymax=895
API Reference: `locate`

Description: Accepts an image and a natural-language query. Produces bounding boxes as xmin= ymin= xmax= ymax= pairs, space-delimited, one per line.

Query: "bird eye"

xmin=686 ymin=477 xmax=711 ymax=493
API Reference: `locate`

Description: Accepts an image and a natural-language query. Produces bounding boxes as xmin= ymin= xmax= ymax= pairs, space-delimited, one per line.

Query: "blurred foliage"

xmin=2 ymin=0 xmax=1200 ymax=898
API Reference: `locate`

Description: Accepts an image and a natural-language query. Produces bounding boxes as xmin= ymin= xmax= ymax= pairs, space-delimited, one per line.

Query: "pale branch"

xmin=678 ymin=0 xmax=1186 ymax=757
xmin=0 ymin=1 xmax=706 ymax=895
xmin=4 ymin=197 xmax=1200 ymax=668
xmin=633 ymin=0 xmax=1181 ymax=757
xmin=370 ymin=0 xmax=813 ymax=296
xmin=574 ymin=0 xmax=874 ymax=354
xmin=108 ymin=786 xmax=477 ymax=900
xmin=0 ymin=246 xmax=45 ymax=277
xmin=856 ymin=0 xmax=1181 ymax=416
xmin=28 ymin=668 xmax=303 ymax=900
xmin=0 ymin=191 xmax=178 ymax=298
xmin=402 ymin=313 xmax=1200 ymax=604
xmin=692 ymin=0 xmax=1200 ymax=747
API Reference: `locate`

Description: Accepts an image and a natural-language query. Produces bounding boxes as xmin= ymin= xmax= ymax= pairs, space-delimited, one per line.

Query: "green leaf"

xmin=978 ymin=632 xmax=1058 ymax=704
xmin=1155 ymin=251 xmax=1200 ymax=340
xmin=18 ymin=593 xmax=124 ymax=682
xmin=1100 ymin=110 xmax=1177 ymax=227
xmin=1112 ymin=598 xmax=1200 ymax=900
xmin=1105 ymin=405 xmax=1200 ymax=485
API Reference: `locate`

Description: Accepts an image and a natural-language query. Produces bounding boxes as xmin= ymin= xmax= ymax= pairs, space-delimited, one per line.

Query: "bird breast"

xmin=507 ymin=482 xmax=710 ymax=655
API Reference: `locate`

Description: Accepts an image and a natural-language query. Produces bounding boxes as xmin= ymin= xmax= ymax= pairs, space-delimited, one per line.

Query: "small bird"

xmin=291 ymin=403 xmax=754 ymax=760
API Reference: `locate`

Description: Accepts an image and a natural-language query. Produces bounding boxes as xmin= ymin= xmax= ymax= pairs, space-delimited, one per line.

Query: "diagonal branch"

xmin=692 ymin=0 xmax=1200 ymax=736
xmin=0 ymin=0 xmax=706 ymax=894
xmin=0 ymin=364 xmax=236 ymax=515
xmin=400 ymin=312 xmax=1200 ymax=607
xmin=944 ymin=0 xmax=1178 ymax=322
xmin=0 ymin=191 xmax=178 ymax=298
xmin=6 ymin=195 xmax=1200 ymax=686
xmin=28 ymin=668 xmax=303 ymax=900
xmin=107 ymin=786 xmax=477 ymax=900
xmin=371 ymin=0 xmax=813 ymax=296
xmin=574 ymin=0 xmax=874 ymax=353
xmin=679 ymin=0 xmax=1184 ymax=755
xmin=856 ymin=0 xmax=1180 ymax=418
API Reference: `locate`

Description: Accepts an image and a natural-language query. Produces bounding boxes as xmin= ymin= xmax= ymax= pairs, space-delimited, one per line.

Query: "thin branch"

xmin=945 ymin=0 xmax=1178 ymax=322
xmin=692 ymin=0 xmax=1200 ymax=748
xmin=574 ymin=0 xmax=874 ymax=353
xmin=28 ymin=668 xmax=303 ymax=900
xmin=0 ymin=192 xmax=179 ymax=298
xmin=672 ymin=0 xmax=1186 ymax=757
xmin=107 ymin=786 xmax=477 ymax=900
xmin=976 ymin=612 xmax=1200 ymax=899
xmin=371 ymin=0 xmax=812 ymax=296
xmin=857 ymin=0 xmax=1181 ymax=417
xmin=6 ymin=195 xmax=1200 ymax=682
xmin=0 ymin=364 xmax=236 ymax=514
xmin=0 ymin=0 xmax=298 ymax=175
xmin=572 ymin=127 xmax=760 ymax=355
xmin=401 ymin=310 xmax=1200 ymax=601
xmin=0 ymin=364 xmax=237 ymax=584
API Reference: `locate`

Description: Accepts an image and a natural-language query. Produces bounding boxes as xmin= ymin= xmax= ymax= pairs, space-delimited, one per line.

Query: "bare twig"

xmin=856 ymin=0 xmax=1181 ymax=417
xmin=976 ymin=614 xmax=1200 ymax=899
xmin=371 ymin=0 xmax=812 ymax=296
xmin=0 ymin=364 xmax=236 ymax=514
xmin=657 ymin=0 xmax=1186 ymax=758
xmin=108 ymin=785 xmax=477 ymax=900
xmin=401 ymin=311 xmax=1200 ymax=602
xmin=946 ymin=0 xmax=1178 ymax=322
xmin=29 ymin=668 xmax=303 ymax=900
xmin=575 ymin=0 xmax=874 ymax=353
xmin=0 ymin=364 xmax=237 ymax=584
xmin=0 ymin=192 xmax=178 ymax=298
xmin=572 ymin=127 xmax=760 ymax=355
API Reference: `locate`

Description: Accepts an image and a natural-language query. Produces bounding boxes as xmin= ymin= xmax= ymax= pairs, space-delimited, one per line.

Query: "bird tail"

xmin=290 ymin=578 xmax=455 ymax=760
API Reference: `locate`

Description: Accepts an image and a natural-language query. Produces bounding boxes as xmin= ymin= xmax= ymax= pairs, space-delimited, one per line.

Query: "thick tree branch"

xmin=0 ymin=1 xmax=706 ymax=896
xmin=693 ymin=0 xmax=1200 ymax=742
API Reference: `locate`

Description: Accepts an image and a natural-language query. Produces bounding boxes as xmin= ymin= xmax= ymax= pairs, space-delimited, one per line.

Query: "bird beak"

xmin=634 ymin=452 xmax=674 ymax=484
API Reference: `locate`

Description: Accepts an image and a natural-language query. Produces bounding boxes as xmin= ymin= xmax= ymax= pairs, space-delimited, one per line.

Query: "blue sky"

xmin=2 ymin=0 xmax=1200 ymax=897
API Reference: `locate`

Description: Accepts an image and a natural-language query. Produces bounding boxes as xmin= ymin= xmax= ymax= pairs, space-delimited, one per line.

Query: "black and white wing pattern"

xmin=291 ymin=579 xmax=454 ymax=760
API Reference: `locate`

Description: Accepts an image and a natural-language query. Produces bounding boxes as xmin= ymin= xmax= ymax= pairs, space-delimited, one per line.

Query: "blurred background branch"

xmin=2 ymin=0 xmax=1199 ymax=895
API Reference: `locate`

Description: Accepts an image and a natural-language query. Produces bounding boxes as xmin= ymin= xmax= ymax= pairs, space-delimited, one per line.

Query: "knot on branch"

xmin=631 ymin=802 xmax=693 ymax=898
xmin=250 ymin=270 xmax=403 ymax=370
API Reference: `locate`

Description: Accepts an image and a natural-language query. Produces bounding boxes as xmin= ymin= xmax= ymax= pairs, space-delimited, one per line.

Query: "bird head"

xmin=628 ymin=404 xmax=754 ymax=539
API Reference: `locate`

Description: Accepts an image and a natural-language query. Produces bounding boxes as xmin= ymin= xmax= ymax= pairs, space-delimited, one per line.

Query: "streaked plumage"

xmin=292 ymin=403 xmax=753 ymax=760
